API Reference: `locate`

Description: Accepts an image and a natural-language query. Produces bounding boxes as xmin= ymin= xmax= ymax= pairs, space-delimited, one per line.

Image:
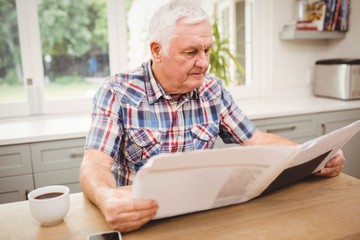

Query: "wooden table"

xmin=1 ymin=173 xmax=360 ymax=240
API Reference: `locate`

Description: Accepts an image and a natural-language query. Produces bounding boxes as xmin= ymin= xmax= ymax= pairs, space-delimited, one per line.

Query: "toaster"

xmin=314 ymin=59 xmax=360 ymax=100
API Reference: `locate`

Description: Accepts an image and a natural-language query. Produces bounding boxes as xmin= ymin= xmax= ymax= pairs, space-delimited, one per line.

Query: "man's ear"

xmin=150 ymin=42 xmax=162 ymax=62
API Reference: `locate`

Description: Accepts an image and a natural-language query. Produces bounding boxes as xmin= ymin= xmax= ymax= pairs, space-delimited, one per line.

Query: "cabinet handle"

xmin=266 ymin=126 xmax=296 ymax=134
xmin=321 ymin=123 xmax=326 ymax=135
xmin=69 ymin=152 xmax=84 ymax=158
xmin=25 ymin=189 xmax=30 ymax=200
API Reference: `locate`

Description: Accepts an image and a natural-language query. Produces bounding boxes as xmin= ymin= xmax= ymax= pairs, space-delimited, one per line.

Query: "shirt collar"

xmin=145 ymin=60 xmax=200 ymax=104
xmin=145 ymin=60 xmax=164 ymax=104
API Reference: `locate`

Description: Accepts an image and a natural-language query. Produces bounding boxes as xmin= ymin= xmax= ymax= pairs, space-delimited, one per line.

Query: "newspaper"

xmin=131 ymin=120 xmax=360 ymax=219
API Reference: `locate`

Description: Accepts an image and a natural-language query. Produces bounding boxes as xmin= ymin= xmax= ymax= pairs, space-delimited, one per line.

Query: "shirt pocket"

xmin=125 ymin=128 xmax=161 ymax=169
xmin=191 ymin=123 xmax=219 ymax=150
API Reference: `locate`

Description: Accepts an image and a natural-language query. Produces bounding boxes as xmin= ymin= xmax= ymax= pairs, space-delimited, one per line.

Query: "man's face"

xmin=153 ymin=20 xmax=213 ymax=97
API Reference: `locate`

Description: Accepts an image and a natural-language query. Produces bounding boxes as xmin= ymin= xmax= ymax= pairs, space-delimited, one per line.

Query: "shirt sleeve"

xmin=218 ymin=84 xmax=257 ymax=144
xmin=84 ymin=78 xmax=123 ymax=160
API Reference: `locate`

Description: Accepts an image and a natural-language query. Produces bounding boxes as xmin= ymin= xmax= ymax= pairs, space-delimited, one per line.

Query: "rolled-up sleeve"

xmin=218 ymin=86 xmax=256 ymax=144
xmin=84 ymin=78 xmax=123 ymax=160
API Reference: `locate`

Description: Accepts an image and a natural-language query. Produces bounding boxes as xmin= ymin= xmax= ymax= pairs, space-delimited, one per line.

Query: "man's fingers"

xmin=326 ymin=156 xmax=344 ymax=168
xmin=104 ymin=198 xmax=158 ymax=232
xmin=108 ymin=202 xmax=158 ymax=232
xmin=123 ymin=199 xmax=159 ymax=212
xmin=315 ymin=165 xmax=343 ymax=177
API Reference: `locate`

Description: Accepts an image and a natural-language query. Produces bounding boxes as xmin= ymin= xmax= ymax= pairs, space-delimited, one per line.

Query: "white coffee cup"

xmin=28 ymin=185 xmax=70 ymax=226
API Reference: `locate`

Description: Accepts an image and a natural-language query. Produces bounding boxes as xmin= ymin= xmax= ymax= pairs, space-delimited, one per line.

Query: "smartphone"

xmin=87 ymin=231 xmax=122 ymax=240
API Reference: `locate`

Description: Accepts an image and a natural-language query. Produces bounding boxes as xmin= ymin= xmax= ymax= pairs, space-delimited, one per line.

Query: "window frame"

xmin=219 ymin=0 xmax=269 ymax=100
xmin=0 ymin=0 xmax=268 ymax=119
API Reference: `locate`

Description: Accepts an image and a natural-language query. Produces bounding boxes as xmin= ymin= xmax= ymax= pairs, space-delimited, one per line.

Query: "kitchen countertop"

xmin=0 ymin=96 xmax=359 ymax=146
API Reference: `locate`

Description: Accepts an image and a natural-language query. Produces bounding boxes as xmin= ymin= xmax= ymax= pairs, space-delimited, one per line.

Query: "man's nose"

xmin=195 ymin=51 xmax=209 ymax=68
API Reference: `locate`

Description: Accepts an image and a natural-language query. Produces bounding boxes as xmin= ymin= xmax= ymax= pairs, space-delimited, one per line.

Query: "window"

xmin=0 ymin=0 xmax=263 ymax=119
xmin=211 ymin=0 xmax=261 ymax=99
xmin=0 ymin=0 xmax=113 ymax=118
xmin=0 ymin=1 xmax=24 ymax=102
xmin=37 ymin=0 xmax=110 ymax=100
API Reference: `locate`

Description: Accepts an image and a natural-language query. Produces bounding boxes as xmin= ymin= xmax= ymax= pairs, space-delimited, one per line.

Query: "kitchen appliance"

xmin=314 ymin=58 xmax=360 ymax=100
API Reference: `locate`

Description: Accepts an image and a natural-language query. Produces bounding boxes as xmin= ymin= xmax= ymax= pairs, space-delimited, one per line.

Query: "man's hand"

xmin=315 ymin=150 xmax=345 ymax=177
xmin=99 ymin=188 xmax=158 ymax=233
xmin=80 ymin=149 xmax=158 ymax=233
xmin=245 ymin=131 xmax=346 ymax=178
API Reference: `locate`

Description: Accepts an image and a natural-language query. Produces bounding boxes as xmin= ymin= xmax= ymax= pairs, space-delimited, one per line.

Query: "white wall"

xmin=264 ymin=0 xmax=360 ymax=98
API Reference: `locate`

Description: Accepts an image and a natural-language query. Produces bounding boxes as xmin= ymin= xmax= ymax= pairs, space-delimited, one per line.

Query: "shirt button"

xmin=177 ymin=136 xmax=182 ymax=141
xmin=141 ymin=141 xmax=146 ymax=145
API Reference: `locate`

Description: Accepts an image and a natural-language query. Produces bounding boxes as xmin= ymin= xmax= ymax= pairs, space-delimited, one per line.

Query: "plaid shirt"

xmin=85 ymin=61 xmax=256 ymax=186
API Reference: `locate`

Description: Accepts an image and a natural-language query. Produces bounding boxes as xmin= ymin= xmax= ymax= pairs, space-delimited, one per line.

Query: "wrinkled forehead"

xmin=170 ymin=23 xmax=213 ymax=52
xmin=174 ymin=19 xmax=212 ymax=38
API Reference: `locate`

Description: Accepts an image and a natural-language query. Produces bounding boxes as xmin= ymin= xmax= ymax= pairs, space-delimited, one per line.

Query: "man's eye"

xmin=185 ymin=50 xmax=197 ymax=55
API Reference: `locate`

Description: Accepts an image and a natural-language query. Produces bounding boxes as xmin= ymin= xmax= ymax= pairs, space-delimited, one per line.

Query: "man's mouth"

xmin=190 ymin=72 xmax=204 ymax=76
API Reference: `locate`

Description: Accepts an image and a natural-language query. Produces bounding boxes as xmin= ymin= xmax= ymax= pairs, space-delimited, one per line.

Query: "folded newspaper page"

xmin=131 ymin=120 xmax=360 ymax=219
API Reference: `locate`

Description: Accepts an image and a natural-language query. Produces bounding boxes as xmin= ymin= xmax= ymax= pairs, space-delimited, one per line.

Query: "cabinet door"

xmin=252 ymin=114 xmax=318 ymax=143
xmin=318 ymin=109 xmax=360 ymax=179
xmin=0 ymin=174 xmax=34 ymax=203
xmin=31 ymin=138 xmax=85 ymax=193
xmin=0 ymin=144 xmax=32 ymax=177
xmin=34 ymin=168 xmax=81 ymax=193
xmin=31 ymin=138 xmax=85 ymax=172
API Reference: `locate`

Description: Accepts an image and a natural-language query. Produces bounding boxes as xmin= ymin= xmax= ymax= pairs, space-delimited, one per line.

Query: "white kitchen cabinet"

xmin=0 ymin=144 xmax=34 ymax=203
xmin=31 ymin=138 xmax=85 ymax=193
xmin=318 ymin=109 xmax=360 ymax=179
xmin=34 ymin=168 xmax=82 ymax=193
xmin=0 ymin=138 xmax=85 ymax=203
xmin=31 ymin=138 xmax=84 ymax=172
xmin=252 ymin=114 xmax=318 ymax=143
xmin=0 ymin=144 xmax=32 ymax=177
xmin=0 ymin=175 xmax=34 ymax=203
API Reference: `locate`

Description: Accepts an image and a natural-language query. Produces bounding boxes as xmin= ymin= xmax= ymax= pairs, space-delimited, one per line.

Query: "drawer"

xmin=317 ymin=109 xmax=360 ymax=135
xmin=252 ymin=114 xmax=318 ymax=142
xmin=31 ymin=138 xmax=85 ymax=172
xmin=0 ymin=174 xmax=34 ymax=203
xmin=34 ymin=168 xmax=81 ymax=193
xmin=0 ymin=144 xmax=32 ymax=177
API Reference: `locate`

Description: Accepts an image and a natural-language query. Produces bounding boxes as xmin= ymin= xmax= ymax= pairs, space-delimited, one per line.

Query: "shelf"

xmin=279 ymin=30 xmax=346 ymax=40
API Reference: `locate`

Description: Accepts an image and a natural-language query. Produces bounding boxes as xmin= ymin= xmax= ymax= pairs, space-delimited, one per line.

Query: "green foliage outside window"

xmin=0 ymin=0 xmax=22 ymax=85
xmin=37 ymin=0 xmax=108 ymax=57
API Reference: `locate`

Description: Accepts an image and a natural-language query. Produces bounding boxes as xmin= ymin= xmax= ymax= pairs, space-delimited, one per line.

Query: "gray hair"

xmin=149 ymin=0 xmax=211 ymax=56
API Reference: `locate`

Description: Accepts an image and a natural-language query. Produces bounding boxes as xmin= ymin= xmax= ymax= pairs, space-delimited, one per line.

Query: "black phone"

xmin=87 ymin=231 xmax=122 ymax=240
